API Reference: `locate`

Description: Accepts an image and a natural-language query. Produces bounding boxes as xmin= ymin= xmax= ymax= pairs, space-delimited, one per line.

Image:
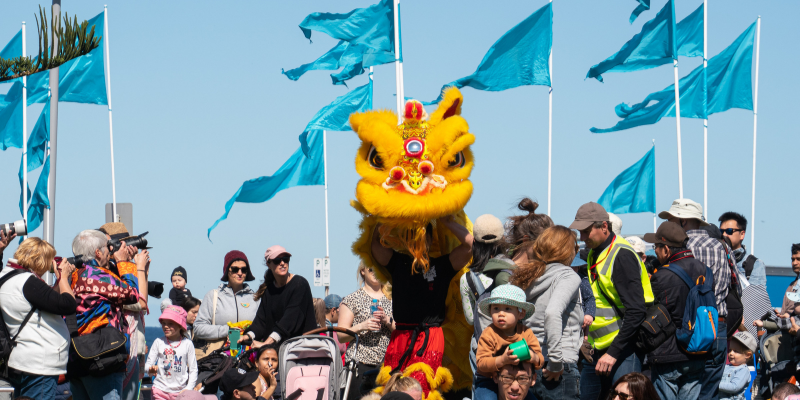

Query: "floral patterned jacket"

xmin=71 ymin=259 xmax=141 ymax=336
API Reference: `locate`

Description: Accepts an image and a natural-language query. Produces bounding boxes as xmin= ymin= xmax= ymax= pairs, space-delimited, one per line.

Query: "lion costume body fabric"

xmin=349 ymin=88 xmax=475 ymax=400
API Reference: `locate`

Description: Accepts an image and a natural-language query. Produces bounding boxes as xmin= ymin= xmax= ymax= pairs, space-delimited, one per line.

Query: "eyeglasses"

xmin=720 ymin=228 xmax=744 ymax=235
xmin=497 ymin=375 xmax=532 ymax=386
xmin=229 ymin=267 xmax=250 ymax=274
xmin=270 ymin=256 xmax=291 ymax=265
xmin=611 ymin=390 xmax=632 ymax=400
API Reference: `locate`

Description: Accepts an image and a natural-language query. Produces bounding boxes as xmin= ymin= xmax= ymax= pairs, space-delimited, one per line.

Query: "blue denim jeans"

xmin=7 ymin=370 xmax=59 ymax=400
xmin=474 ymin=374 xmax=536 ymax=400
xmin=699 ymin=321 xmax=727 ymax=400
xmin=121 ymin=357 xmax=140 ymax=400
xmin=580 ymin=351 xmax=642 ymax=400
xmin=532 ymin=363 xmax=580 ymax=400
xmin=651 ymin=359 xmax=705 ymax=400
xmin=70 ymin=371 xmax=124 ymax=400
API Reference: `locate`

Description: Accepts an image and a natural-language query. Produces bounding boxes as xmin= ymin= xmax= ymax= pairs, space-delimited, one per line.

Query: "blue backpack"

xmin=663 ymin=264 xmax=718 ymax=354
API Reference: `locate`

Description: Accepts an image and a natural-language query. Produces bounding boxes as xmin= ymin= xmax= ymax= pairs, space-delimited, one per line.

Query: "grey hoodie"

xmin=522 ymin=263 xmax=583 ymax=372
xmin=194 ymin=283 xmax=261 ymax=340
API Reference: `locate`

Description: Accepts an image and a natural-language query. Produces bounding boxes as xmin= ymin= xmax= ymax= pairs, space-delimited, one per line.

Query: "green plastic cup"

xmin=509 ymin=340 xmax=531 ymax=361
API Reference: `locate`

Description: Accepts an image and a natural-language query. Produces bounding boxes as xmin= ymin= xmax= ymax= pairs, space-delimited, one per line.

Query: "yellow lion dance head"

xmin=350 ymin=87 xmax=475 ymax=275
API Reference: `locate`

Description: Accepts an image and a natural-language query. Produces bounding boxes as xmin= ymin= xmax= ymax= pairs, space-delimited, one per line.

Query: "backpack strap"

xmin=744 ymin=255 xmax=757 ymax=279
xmin=661 ymin=264 xmax=695 ymax=288
xmin=0 ymin=270 xmax=37 ymax=349
xmin=465 ymin=272 xmax=480 ymax=300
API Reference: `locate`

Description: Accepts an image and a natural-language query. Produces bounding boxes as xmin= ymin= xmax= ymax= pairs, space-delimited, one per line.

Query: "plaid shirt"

xmin=686 ymin=229 xmax=731 ymax=317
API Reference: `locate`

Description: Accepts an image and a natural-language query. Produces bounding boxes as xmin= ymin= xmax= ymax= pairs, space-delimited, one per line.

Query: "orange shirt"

xmin=476 ymin=323 xmax=544 ymax=377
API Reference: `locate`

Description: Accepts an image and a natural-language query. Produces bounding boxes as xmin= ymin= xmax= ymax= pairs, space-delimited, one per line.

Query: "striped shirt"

xmin=686 ymin=229 xmax=731 ymax=317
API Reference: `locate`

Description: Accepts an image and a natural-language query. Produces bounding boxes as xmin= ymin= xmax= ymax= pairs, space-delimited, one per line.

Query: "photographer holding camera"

xmin=68 ymin=229 xmax=149 ymax=400
xmin=0 ymin=237 xmax=77 ymax=400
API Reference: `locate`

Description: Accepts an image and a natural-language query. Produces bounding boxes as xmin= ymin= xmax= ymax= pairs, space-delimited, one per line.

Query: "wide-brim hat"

xmin=478 ymin=284 xmax=535 ymax=319
xmin=99 ymin=222 xmax=129 ymax=240
xmin=159 ymin=305 xmax=188 ymax=331
xmin=658 ymin=198 xmax=710 ymax=226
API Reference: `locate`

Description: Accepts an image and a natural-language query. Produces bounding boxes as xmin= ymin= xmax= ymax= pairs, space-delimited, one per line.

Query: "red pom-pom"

xmin=390 ymin=167 xmax=406 ymax=182
xmin=404 ymin=101 xmax=423 ymax=121
xmin=418 ymin=161 xmax=434 ymax=175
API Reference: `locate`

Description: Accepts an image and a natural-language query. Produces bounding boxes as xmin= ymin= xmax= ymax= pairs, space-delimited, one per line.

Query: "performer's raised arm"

xmin=440 ymin=214 xmax=474 ymax=270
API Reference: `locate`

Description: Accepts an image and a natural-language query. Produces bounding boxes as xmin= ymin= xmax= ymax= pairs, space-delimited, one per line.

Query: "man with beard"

xmin=569 ymin=202 xmax=653 ymax=400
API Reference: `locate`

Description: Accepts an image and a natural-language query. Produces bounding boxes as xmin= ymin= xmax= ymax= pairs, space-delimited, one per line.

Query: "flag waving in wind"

xmin=288 ymin=0 xmax=398 ymax=85
xmin=19 ymin=102 xmax=50 ymax=232
xmin=591 ymin=22 xmax=756 ymax=134
xmin=0 ymin=30 xmax=24 ymax=150
xmin=587 ymin=0 xmax=707 ymax=82
xmin=630 ymin=0 xmax=651 ymax=24
xmin=424 ymin=2 xmax=552 ymax=105
xmin=598 ymin=146 xmax=655 ymax=214
xmin=208 ymin=79 xmax=374 ymax=239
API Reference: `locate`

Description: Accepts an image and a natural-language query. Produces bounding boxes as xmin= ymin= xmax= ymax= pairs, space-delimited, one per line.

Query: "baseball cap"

xmin=625 ymin=236 xmax=647 ymax=255
xmin=219 ymin=367 xmax=260 ymax=395
xmin=568 ymin=202 xmax=609 ymax=231
xmin=324 ymin=294 xmax=342 ymax=309
xmin=473 ymin=214 xmax=505 ymax=244
xmin=658 ymin=199 xmax=710 ymax=226
xmin=643 ymin=222 xmax=688 ymax=248
xmin=264 ymin=245 xmax=292 ymax=262
xmin=731 ymin=331 xmax=757 ymax=353
xmin=608 ymin=213 xmax=623 ymax=236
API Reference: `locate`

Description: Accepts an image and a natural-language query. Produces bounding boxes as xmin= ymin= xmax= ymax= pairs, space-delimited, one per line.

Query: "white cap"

xmin=626 ymin=236 xmax=647 ymax=255
xmin=658 ymin=199 xmax=709 ymax=226
xmin=608 ymin=213 xmax=623 ymax=237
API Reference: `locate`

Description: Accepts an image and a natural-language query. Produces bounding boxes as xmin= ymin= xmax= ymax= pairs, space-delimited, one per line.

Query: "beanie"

xmin=171 ymin=266 xmax=188 ymax=282
xmin=221 ymin=250 xmax=255 ymax=282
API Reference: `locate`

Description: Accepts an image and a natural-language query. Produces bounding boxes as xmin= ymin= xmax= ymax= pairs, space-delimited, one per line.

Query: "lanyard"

xmin=589 ymin=237 xmax=616 ymax=282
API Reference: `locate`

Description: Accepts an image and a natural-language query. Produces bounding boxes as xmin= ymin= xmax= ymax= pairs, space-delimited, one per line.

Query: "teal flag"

xmin=299 ymin=0 xmax=398 ymax=61
xmin=631 ymin=0 xmax=651 ymax=24
xmin=424 ymin=2 xmax=552 ymax=105
xmin=282 ymin=41 xmax=393 ymax=85
xmin=591 ymin=22 xmax=755 ymax=134
xmin=27 ymin=12 xmax=107 ymax=105
xmin=18 ymin=102 xmax=49 ymax=228
xmin=299 ymin=79 xmax=373 ymax=156
xmin=676 ymin=4 xmax=704 ymax=58
xmin=21 ymin=155 xmax=50 ymax=233
xmin=587 ymin=0 xmax=693 ymax=82
xmin=0 ymin=82 xmax=23 ymax=150
xmin=598 ymin=146 xmax=655 ymax=214
xmin=0 ymin=29 xmax=23 ymax=75
xmin=208 ymin=130 xmax=325 ymax=239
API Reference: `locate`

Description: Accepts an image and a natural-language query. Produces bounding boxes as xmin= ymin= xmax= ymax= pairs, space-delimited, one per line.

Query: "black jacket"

xmin=648 ymin=251 xmax=712 ymax=364
xmin=246 ymin=275 xmax=317 ymax=343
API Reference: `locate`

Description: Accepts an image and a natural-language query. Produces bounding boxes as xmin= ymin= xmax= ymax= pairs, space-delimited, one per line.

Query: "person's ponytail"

xmin=254 ymin=269 xmax=275 ymax=301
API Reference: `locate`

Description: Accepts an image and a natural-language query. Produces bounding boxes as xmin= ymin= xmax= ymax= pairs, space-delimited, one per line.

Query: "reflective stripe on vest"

xmin=587 ymin=236 xmax=655 ymax=350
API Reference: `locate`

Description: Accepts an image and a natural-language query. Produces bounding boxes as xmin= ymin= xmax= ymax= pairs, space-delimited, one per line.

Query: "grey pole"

xmin=42 ymin=0 xmax=60 ymax=245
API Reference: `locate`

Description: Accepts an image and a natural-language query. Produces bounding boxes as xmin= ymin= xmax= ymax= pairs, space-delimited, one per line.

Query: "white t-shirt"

xmin=145 ymin=336 xmax=198 ymax=393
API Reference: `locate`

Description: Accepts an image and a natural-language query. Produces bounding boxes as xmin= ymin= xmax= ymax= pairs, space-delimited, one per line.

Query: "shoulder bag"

xmin=195 ymin=289 xmax=226 ymax=359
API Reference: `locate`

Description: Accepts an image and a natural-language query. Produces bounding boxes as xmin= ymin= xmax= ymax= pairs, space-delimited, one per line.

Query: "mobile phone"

xmin=229 ymin=329 xmax=240 ymax=351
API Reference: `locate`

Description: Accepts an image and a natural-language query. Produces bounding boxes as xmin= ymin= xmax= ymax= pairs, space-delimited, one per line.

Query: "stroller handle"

xmin=304 ymin=326 xmax=359 ymax=337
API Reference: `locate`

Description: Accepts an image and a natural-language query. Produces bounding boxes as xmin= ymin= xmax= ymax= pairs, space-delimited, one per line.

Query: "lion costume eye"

xmin=368 ymin=146 xmax=384 ymax=169
xmin=448 ymin=151 xmax=465 ymax=168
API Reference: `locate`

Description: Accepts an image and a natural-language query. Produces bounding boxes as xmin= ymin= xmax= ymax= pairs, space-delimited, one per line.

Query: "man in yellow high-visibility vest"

xmin=568 ymin=202 xmax=653 ymax=400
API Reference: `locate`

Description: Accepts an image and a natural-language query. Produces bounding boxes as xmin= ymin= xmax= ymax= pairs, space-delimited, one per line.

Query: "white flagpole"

xmin=653 ymin=139 xmax=656 ymax=233
xmin=21 ymin=22 xmax=27 ymax=237
xmin=750 ymin=16 xmax=761 ymax=254
xmin=393 ymin=0 xmax=403 ymax=119
xmin=547 ymin=0 xmax=553 ymax=217
xmin=323 ymin=129 xmax=329 ymax=296
xmin=673 ymin=58 xmax=684 ymax=199
xmin=104 ymin=5 xmax=118 ymax=221
xmin=703 ymin=0 xmax=708 ymax=219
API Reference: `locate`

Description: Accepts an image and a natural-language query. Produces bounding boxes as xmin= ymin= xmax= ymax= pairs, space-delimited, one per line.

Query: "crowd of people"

xmin=0 ymin=197 xmax=799 ymax=400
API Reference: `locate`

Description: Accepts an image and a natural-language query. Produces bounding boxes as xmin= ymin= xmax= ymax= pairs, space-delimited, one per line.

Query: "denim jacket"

xmin=719 ymin=364 xmax=750 ymax=400
xmin=733 ymin=246 xmax=767 ymax=287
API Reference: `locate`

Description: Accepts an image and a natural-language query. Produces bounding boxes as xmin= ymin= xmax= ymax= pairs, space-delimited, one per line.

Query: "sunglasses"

xmin=611 ymin=390 xmax=632 ymax=400
xmin=229 ymin=266 xmax=250 ymax=274
xmin=270 ymin=256 xmax=291 ymax=265
xmin=720 ymin=228 xmax=744 ymax=235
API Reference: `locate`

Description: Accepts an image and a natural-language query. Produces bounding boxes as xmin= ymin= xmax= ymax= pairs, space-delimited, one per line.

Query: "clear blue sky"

xmin=0 ymin=0 xmax=795 ymax=327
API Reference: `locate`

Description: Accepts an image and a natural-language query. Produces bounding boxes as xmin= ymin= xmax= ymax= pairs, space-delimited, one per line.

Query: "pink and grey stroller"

xmin=279 ymin=327 xmax=362 ymax=400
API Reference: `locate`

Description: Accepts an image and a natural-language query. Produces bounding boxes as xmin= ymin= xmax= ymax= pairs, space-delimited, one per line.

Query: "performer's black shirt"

xmin=385 ymin=251 xmax=457 ymax=325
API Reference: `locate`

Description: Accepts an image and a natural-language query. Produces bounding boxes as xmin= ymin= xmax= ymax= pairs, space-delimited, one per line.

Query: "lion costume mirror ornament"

xmin=350 ymin=87 xmax=475 ymax=400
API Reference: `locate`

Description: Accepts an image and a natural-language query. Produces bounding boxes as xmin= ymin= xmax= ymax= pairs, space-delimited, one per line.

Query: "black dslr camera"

xmin=107 ymin=232 xmax=150 ymax=254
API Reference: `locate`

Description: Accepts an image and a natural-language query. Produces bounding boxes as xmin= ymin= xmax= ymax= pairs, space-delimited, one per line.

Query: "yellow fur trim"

xmin=399 ymin=363 xmax=454 ymax=392
xmin=423 ymin=390 xmax=444 ymax=400
xmin=432 ymin=364 xmax=454 ymax=393
xmin=375 ymin=365 xmax=393 ymax=387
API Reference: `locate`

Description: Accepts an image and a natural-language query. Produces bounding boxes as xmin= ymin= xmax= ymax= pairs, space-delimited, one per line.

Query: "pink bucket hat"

xmin=264 ymin=245 xmax=292 ymax=262
xmin=159 ymin=305 xmax=188 ymax=331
